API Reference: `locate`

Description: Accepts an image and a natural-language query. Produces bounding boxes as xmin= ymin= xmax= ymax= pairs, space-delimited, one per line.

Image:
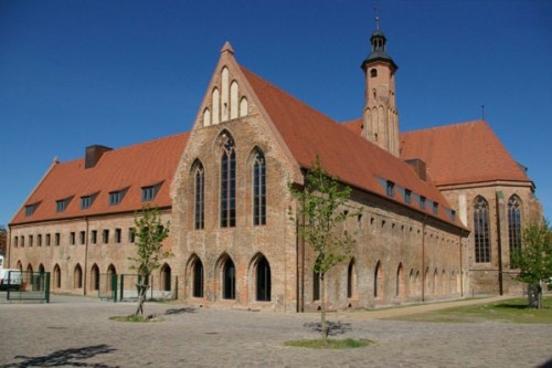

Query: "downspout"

xmin=83 ymin=217 xmax=89 ymax=296
xmin=495 ymin=191 xmax=504 ymax=295
xmin=421 ymin=215 xmax=427 ymax=302
xmin=6 ymin=224 xmax=11 ymax=269
xmin=296 ymin=207 xmax=305 ymax=313
xmin=459 ymin=234 xmax=464 ymax=297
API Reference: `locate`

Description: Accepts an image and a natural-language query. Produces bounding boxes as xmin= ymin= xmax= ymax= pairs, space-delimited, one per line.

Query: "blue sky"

xmin=0 ymin=0 xmax=551 ymax=226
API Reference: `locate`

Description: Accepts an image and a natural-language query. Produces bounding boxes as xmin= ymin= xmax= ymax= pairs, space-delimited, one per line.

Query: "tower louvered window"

xmin=508 ymin=195 xmax=522 ymax=267
xmin=253 ymin=150 xmax=266 ymax=226
xmin=220 ymin=135 xmax=236 ymax=228
xmin=194 ymin=164 xmax=205 ymax=230
xmin=474 ymin=196 xmax=491 ymax=263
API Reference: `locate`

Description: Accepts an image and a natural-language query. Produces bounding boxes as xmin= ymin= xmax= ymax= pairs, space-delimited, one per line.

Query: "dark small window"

xmin=432 ymin=202 xmax=439 ymax=215
xmin=79 ymin=231 xmax=86 ymax=245
xmin=70 ymin=232 xmax=75 ymax=245
xmin=21 ymin=236 xmax=25 ymax=247
xmin=404 ymin=189 xmax=412 ymax=204
xmin=370 ymin=68 xmax=378 ymax=78
xmin=81 ymin=196 xmax=93 ymax=209
xmin=129 ymin=228 xmax=136 ymax=243
xmin=91 ymin=230 xmax=97 ymax=244
xmin=386 ymin=180 xmax=395 ymax=197
xmin=55 ymin=233 xmax=60 ymax=246
xmin=25 ymin=204 xmax=38 ymax=216
xmin=103 ymin=229 xmax=109 ymax=244
xmin=419 ymin=196 xmax=426 ymax=210
xmin=29 ymin=235 xmax=33 ymax=247
xmin=142 ymin=185 xmax=159 ymax=202
xmin=14 ymin=236 xmax=18 ymax=247
xmin=46 ymin=234 xmax=51 ymax=246
xmin=450 ymin=209 xmax=456 ymax=220
xmin=38 ymin=234 xmax=42 ymax=246
xmin=56 ymin=199 xmax=68 ymax=212
xmin=115 ymin=228 xmax=122 ymax=243
xmin=109 ymin=191 xmax=123 ymax=206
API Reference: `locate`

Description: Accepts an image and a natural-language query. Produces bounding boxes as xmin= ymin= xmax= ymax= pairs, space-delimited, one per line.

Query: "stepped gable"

xmin=11 ymin=132 xmax=189 ymax=225
xmin=400 ymin=120 xmax=531 ymax=186
xmin=240 ymin=66 xmax=463 ymax=227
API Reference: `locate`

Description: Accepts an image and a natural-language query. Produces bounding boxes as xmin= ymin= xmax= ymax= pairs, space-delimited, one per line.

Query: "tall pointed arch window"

xmin=508 ymin=195 xmax=522 ymax=267
xmin=220 ymin=132 xmax=236 ymax=227
xmin=194 ymin=162 xmax=205 ymax=230
xmin=474 ymin=196 xmax=491 ymax=263
xmin=253 ymin=149 xmax=266 ymax=225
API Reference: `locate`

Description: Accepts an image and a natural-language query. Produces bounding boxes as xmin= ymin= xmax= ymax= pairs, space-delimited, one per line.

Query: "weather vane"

xmin=373 ymin=0 xmax=380 ymax=30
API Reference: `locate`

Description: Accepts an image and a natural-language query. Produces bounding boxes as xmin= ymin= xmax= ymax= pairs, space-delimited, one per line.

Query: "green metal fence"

xmin=4 ymin=271 xmax=50 ymax=303
xmin=97 ymin=273 xmax=177 ymax=302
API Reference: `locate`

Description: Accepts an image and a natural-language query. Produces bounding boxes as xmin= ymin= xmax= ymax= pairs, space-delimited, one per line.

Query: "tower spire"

xmin=360 ymin=18 xmax=400 ymax=157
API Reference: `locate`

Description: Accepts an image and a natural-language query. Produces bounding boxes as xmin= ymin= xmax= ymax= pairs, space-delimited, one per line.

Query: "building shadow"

xmin=303 ymin=321 xmax=352 ymax=336
xmin=164 ymin=307 xmax=196 ymax=315
xmin=1 ymin=344 xmax=118 ymax=368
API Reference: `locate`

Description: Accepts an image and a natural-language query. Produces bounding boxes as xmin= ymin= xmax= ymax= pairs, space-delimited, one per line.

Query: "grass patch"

xmin=109 ymin=314 xmax=163 ymax=323
xmin=392 ymin=296 xmax=552 ymax=324
xmin=284 ymin=338 xmax=373 ymax=349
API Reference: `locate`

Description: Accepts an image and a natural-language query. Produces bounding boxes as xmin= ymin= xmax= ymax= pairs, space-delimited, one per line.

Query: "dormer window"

xmin=385 ymin=180 xmax=395 ymax=197
xmin=81 ymin=195 xmax=94 ymax=209
xmin=419 ymin=196 xmax=426 ymax=210
xmin=432 ymin=202 xmax=439 ymax=215
xmin=142 ymin=184 xmax=160 ymax=202
xmin=25 ymin=203 xmax=38 ymax=217
xmin=109 ymin=190 xmax=125 ymax=206
xmin=404 ymin=189 xmax=412 ymax=205
xmin=56 ymin=198 xmax=69 ymax=212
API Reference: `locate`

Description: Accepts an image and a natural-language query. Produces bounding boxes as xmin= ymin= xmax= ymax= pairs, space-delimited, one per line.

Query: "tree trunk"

xmin=528 ymin=283 xmax=542 ymax=309
xmin=135 ymin=274 xmax=150 ymax=316
xmin=320 ymin=273 xmax=329 ymax=343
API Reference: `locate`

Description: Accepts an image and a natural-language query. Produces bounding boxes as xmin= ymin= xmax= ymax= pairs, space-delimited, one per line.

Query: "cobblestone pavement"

xmin=0 ymin=296 xmax=551 ymax=368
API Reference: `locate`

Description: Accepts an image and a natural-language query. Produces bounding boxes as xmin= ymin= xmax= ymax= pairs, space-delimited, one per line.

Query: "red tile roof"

xmin=400 ymin=120 xmax=531 ymax=186
xmin=11 ymin=133 xmax=189 ymax=225
xmin=342 ymin=118 xmax=531 ymax=187
xmin=240 ymin=67 xmax=463 ymax=228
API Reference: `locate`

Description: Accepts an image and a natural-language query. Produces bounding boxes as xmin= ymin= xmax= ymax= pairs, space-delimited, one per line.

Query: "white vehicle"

xmin=0 ymin=269 xmax=22 ymax=291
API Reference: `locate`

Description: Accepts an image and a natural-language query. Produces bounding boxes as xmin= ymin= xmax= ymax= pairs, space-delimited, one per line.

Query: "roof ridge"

xmin=57 ymin=131 xmax=190 ymax=164
xmin=402 ymin=119 xmax=487 ymax=135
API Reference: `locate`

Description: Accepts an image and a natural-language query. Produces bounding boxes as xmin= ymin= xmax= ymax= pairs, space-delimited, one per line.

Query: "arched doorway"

xmin=222 ymin=257 xmax=236 ymax=300
xmin=395 ymin=263 xmax=404 ymax=298
xmin=253 ymin=255 xmax=271 ymax=302
xmin=90 ymin=264 xmax=100 ymax=291
xmin=374 ymin=261 xmax=383 ymax=300
xmin=191 ymin=257 xmax=204 ymax=298
xmin=106 ymin=264 xmax=117 ymax=292
xmin=347 ymin=258 xmax=356 ymax=299
xmin=53 ymin=264 xmax=61 ymax=289
xmin=74 ymin=264 xmax=83 ymax=289
xmin=160 ymin=263 xmax=171 ymax=292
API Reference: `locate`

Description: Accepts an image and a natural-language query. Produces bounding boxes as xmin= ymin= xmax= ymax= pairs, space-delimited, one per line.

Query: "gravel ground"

xmin=0 ymin=295 xmax=551 ymax=368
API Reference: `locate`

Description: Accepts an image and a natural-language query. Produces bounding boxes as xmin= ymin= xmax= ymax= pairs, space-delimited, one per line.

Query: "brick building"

xmin=7 ymin=25 xmax=541 ymax=311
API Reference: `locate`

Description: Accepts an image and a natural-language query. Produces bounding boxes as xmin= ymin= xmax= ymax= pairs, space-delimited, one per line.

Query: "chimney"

xmin=405 ymin=158 xmax=427 ymax=181
xmin=85 ymin=145 xmax=112 ymax=169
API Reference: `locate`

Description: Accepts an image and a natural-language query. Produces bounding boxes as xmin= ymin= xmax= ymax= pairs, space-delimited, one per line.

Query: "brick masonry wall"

xmin=440 ymin=183 xmax=542 ymax=295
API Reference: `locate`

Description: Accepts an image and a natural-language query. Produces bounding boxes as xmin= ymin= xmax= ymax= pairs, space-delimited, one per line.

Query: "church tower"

xmin=361 ymin=18 xmax=400 ymax=157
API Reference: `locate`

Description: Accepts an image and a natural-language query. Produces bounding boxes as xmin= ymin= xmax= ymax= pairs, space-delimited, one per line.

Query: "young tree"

xmin=129 ymin=206 xmax=171 ymax=316
xmin=513 ymin=220 xmax=552 ymax=309
xmin=290 ymin=157 xmax=361 ymax=343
